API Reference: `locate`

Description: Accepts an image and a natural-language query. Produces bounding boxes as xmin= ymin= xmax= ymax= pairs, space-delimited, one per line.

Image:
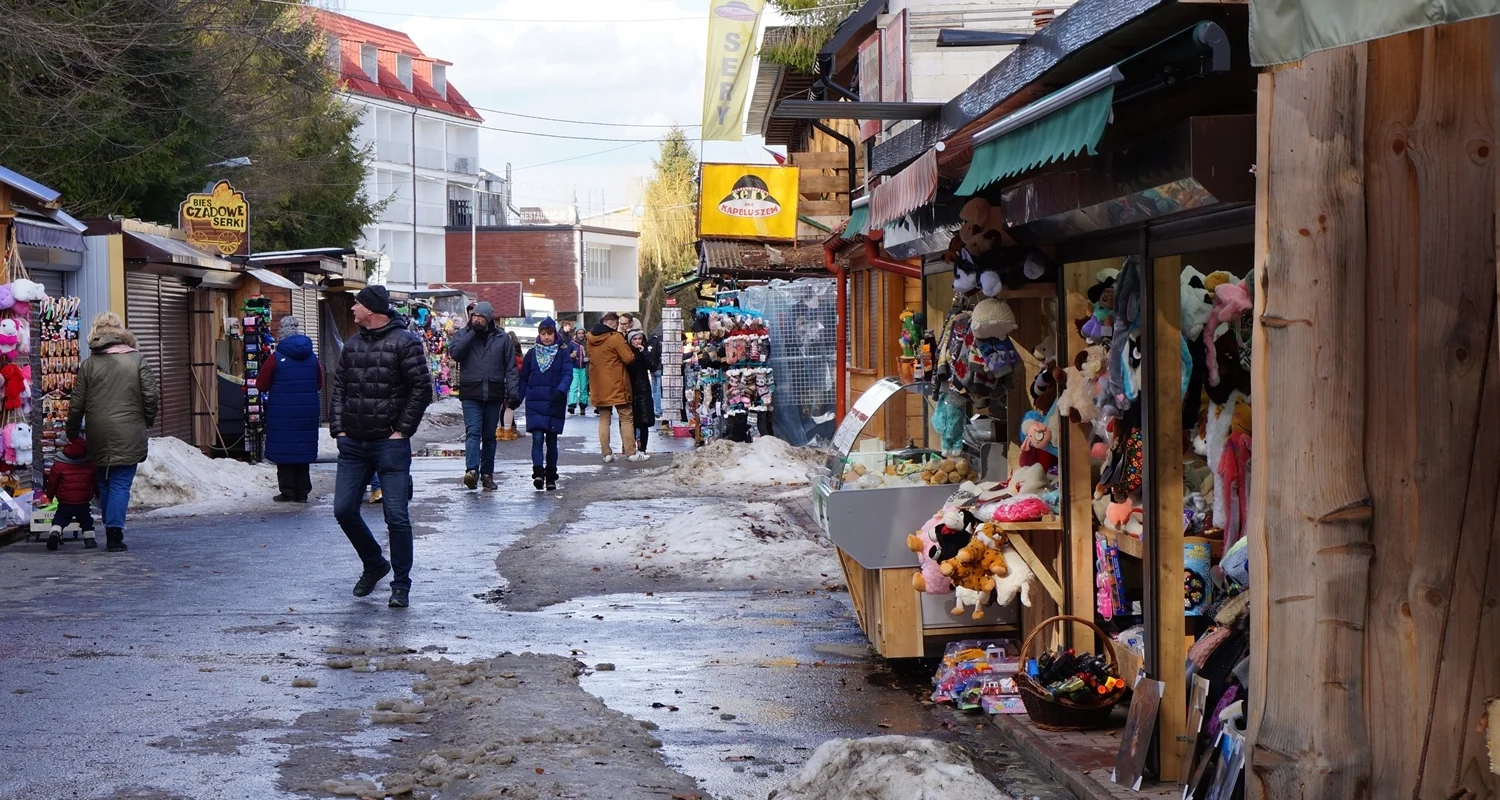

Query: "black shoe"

xmin=463 ymin=470 xmax=478 ymax=490
xmin=545 ymin=470 xmax=558 ymax=492
xmin=352 ymin=560 xmax=391 ymax=597
xmin=272 ymin=493 xmax=294 ymax=503
xmin=388 ymin=587 xmax=409 ymax=608
xmin=532 ymin=465 xmax=545 ymax=492
xmin=481 ymin=474 xmax=498 ymax=491
xmin=105 ymin=527 xmax=127 ymax=552
xmin=46 ymin=530 xmax=61 ymax=551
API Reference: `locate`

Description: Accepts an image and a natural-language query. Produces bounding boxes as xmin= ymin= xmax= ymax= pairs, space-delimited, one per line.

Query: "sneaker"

xmin=367 ymin=488 xmax=383 ymax=504
xmin=482 ymin=474 xmax=498 ymax=491
xmin=352 ymin=560 xmax=392 ymax=597
xmin=388 ymin=587 xmax=409 ymax=608
xmin=628 ymin=452 xmax=650 ymax=462
xmin=463 ymin=470 xmax=478 ymax=490
xmin=602 ymin=454 xmax=616 ymax=463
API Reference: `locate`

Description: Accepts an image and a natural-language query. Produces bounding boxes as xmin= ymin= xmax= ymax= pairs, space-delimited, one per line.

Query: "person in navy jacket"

xmin=518 ymin=317 xmax=572 ymax=492
xmin=257 ymin=315 xmax=322 ymax=503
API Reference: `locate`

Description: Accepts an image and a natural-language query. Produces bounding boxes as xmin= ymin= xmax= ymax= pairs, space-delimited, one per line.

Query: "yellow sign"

xmin=698 ymin=163 xmax=800 ymax=241
xmin=701 ymin=0 xmax=765 ymax=141
xmin=179 ymin=180 xmax=248 ymax=256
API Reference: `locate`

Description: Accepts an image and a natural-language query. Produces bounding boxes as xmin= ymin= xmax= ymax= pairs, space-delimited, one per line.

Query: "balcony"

xmin=379 ymin=199 xmax=412 ymax=225
xmin=415 ymin=145 xmax=445 ymax=170
xmin=377 ymin=140 xmax=412 ymax=165
xmin=449 ymin=198 xmax=473 ymax=229
xmin=448 ymin=153 xmax=477 ymax=175
xmin=416 ymin=202 xmax=446 ymax=228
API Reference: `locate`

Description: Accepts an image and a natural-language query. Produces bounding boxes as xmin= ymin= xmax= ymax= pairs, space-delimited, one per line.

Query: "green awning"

xmin=956 ymin=84 xmax=1115 ymax=197
xmin=840 ymin=204 xmax=870 ymax=240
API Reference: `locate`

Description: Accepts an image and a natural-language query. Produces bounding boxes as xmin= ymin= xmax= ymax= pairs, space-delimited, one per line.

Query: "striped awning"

xmin=956 ymin=84 xmax=1115 ymax=196
xmin=870 ymin=149 xmax=938 ymax=228
xmin=840 ymin=204 xmax=870 ymax=241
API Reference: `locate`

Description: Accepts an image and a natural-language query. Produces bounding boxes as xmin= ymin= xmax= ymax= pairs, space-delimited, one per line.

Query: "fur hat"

xmin=969 ymin=298 xmax=1017 ymax=340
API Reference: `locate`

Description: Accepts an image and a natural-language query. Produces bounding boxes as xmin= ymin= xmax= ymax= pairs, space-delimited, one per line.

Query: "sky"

xmin=318 ymin=0 xmax=789 ymax=217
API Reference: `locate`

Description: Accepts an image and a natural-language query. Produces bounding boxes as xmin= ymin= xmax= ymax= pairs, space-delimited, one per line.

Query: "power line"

xmin=513 ymin=139 xmax=659 ymax=170
xmin=265 ymin=0 xmax=708 ymax=23
xmin=465 ymin=104 xmax=700 ymax=129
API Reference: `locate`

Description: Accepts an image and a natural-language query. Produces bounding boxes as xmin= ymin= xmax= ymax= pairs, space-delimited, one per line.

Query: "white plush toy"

xmin=10 ymin=279 xmax=47 ymax=303
xmin=0 ymin=319 xmax=20 ymax=355
xmin=992 ymin=543 xmax=1035 ymax=607
xmin=8 ymin=423 xmax=32 ymax=467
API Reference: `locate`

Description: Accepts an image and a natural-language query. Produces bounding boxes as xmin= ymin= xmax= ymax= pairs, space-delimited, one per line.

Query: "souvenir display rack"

xmin=241 ymin=297 xmax=272 ymax=463
xmin=691 ymin=305 xmax=773 ymax=442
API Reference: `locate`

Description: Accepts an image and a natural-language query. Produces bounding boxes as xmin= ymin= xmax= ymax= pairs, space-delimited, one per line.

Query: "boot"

xmin=532 ymin=466 xmax=545 ymax=491
xmin=46 ymin=525 xmax=62 ymax=551
xmin=105 ymin=527 xmax=127 ymax=552
xmin=545 ymin=469 xmax=558 ymax=492
xmin=463 ymin=469 xmax=478 ymax=490
xmin=481 ymin=474 xmax=498 ymax=491
xmin=83 ymin=529 xmax=97 ymax=549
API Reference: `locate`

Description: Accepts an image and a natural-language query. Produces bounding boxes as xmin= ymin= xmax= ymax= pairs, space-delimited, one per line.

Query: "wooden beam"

xmin=1247 ymin=44 xmax=1373 ymax=800
xmin=798 ymin=174 xmax=849 ymax=195
xmin=1062 ymin=260 xmax=1114 ymax=653
xmin=1009 ymin=535 xmax=1065 ymax=606
xmin=798 ymin=200 xmax=851 ymax=217
xmin=790 ymin=151 xmax=850 ymax=170
xmin=1148 ymin=253 xmax=1187 ymax=782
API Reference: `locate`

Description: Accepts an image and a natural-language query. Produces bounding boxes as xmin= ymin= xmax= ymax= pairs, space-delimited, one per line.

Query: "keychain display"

xmin=242 ymin=297 xmax=273 ymax=463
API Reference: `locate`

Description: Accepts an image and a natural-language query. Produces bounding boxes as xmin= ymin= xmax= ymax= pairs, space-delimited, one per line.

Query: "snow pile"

xmin=424 ymin=397 xmax=464 ymax=428
xmin=131 ymin=437 xmax=276 ymax=511
xmin=563 ymin=501 xmax=842 ymax=588
xmin=773 ymin=736 xmax=1009 ymax=800
xmin=665 ymin=436 xmax=825 ymax=489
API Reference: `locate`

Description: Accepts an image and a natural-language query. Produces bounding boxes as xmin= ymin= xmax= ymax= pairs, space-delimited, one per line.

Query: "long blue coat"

xmin=265 ymin=334 xmax=321 ymax=464
xmin=519 ymin=339 xmax=573 ymax=435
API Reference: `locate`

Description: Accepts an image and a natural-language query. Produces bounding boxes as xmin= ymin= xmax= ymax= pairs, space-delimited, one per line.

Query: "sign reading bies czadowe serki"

xmin=179 ymin=180 xmax=248 ymax=256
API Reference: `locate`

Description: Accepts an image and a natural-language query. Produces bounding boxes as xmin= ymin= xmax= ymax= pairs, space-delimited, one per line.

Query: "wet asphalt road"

xmin=0 ymin=416 xmax=1073 ymax=800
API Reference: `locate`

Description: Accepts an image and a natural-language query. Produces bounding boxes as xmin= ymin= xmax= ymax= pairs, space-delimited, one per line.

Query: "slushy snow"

xmin=563 ymin=501 xmax=842 ymax=588
xmin=664 ymin=436 xmax=824 ymax=488
xmin=131 ymin=437 xmax=277 ymax=515
xmin=773 ymin=736 xmax=1010 ymax=800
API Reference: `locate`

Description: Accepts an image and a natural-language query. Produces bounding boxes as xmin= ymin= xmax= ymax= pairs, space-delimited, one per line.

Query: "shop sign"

xmin=858 ymin=32 xmax=882 ymax=142
xmin=881 ymin=10 xmax=907 ymax=105
xmin=179 ymin=180 xmax=248 ymax=256
xmin=698 ymin=163 xmax=800 ymax=240
xmin=700 ymin=0 xmax=766 ymax=141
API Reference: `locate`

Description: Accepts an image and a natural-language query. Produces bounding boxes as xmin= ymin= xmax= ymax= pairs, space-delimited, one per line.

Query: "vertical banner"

xmin=857 ymin=32 xmax=881 ymax=142
xmin=701 ymin=0 xmax=766 ymax=142
xmin=881 ymin=10 xmax=907 ymax=105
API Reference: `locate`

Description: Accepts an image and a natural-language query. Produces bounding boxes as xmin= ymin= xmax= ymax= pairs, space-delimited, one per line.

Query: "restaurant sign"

xmin=179 ymin=180 xmax=248 ymax=256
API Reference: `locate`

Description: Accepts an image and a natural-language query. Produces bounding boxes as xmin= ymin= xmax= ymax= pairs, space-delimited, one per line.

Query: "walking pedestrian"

xmin=567 ymin=327 xmax=590 ymax=415
xmin=66 ymin=311 xmax=159 ymax=553
xmin=500 ymin=330 xmax=523 ymax=441
xmin=258 ymin=315 xmax=321 ymax=503
xmin=45 ymin=437 xmax=96 ymax=550
xmin=519 ymin=318 xmax=571 ymax=491
xmin=625 ymin=330 xmax=657 ymax=461
xmin=331 ymin=285 xmax=432 ymax=609
xmin=585 ymin=311 xmax=637 ymax=463
xmin=447 ymin=301 xmax=517 ymax=491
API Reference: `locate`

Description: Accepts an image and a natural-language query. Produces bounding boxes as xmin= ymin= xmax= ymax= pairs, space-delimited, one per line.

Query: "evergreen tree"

xmin=638 ymin=128 xmax=699 ymax=331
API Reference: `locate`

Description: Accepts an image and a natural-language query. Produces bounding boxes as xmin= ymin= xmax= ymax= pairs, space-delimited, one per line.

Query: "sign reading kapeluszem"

xmin=698 ymin=163 xmax=800 ymax=241
xmin=180 ymin=180 xmax=248 ymax=256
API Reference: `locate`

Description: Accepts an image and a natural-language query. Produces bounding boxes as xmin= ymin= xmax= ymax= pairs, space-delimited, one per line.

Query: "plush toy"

xmin=907 ymin=516 xmax=953 ymax=594
xmin=953 ymin=257 xmax=980 ymax=293
xmin=931 ymin=394 xmax=967 ymax=457
xmin=0 ymin=319 xmax=18 ymax=357
xmin=1001 ymin=462 xmax=1048 ymax=498
xmin=942 ymin=555 xmax=997 ymax=620
xmin=11 ymin=279 xmax=45 ymax=303
xmin=1057 ymin=344 xmax=1107 ymax=424
xmin=991 ymin=543 xmax=1035 ymax=608
xmin=969 ymin=298 xmax=1017 ymax=340
xmin=9 ymin=423 xmax=32 ymax=467
xmin=1 ymin=363 xmax=22 ymax=411
xmin=1204 ymin=281 xmax=1253 ymax=386
xmin=0 ymin=285 xmax=14 ymax=312
xmin=1017 ymin=410 xmax=1058 ymax=472
xmin=1181 ymin=266 xmax=1214 ymax=340
xmin=958 ymin=197 xmax=1005 ymax=258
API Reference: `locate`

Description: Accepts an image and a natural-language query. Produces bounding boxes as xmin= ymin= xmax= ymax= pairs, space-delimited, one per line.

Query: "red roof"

xmin=311 ymin=9 xmax=483 ymax=122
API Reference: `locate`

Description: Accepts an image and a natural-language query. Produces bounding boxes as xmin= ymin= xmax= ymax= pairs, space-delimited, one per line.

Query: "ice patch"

xmin=774 ymin=735 xmax=1010 ymax=800
xmin=130 ymin=437 xmax=277 ymax=515
xmin=562 ymin=501 xmax=842 ymax=588
xmin=662 ymin=436 xmax=824 ymax=489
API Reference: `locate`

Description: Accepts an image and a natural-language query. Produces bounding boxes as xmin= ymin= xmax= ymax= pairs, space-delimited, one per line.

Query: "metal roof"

xmin=700 ymin=238 xmax=829 ymax=274
xmin=0 ymin=164 xmax=61 ymax=206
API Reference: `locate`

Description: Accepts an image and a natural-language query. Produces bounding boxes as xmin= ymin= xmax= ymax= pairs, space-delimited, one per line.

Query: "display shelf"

xmin=925 ymin=624 xmax=1019 ymax=638
xmin=994 ymin=516 xmax=1063 ymax=531
xmin=998 ymin=283 xmax=1059 ymax=301
xmin=1102 ymin=529 xmax=1144 ymax=560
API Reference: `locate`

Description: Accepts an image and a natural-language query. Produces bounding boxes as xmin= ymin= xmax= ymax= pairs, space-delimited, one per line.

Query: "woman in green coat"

xmin=65 ymin=312 xmax=159 ymax=552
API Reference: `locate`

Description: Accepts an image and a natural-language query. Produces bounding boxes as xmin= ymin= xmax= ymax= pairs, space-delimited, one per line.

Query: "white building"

xmin=313 ymin=10 xmax=484 ymax=290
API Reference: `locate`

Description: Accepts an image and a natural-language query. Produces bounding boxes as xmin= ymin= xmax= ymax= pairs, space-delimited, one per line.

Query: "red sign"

xmin=857 ymin=32 xmax=881 ymax=142
xmin=881 ymin=10 xmax=907 ymax=105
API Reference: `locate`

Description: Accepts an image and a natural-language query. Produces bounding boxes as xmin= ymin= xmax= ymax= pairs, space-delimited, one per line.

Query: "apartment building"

xmin=313 ymin=10 xmax=483 ymax=289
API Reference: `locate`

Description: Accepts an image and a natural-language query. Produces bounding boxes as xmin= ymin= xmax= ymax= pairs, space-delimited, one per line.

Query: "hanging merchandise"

xmin=660 ymin=304 xmax=685 ymax=421
xmin=242 ymin=296 xmax=273 ymax=463
xmin=692 ymin=306 xmax=773 ymax=442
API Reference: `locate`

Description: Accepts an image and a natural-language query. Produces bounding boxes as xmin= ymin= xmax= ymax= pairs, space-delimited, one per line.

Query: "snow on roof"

xmin=310 ymin=9 xmax=482 ymax=122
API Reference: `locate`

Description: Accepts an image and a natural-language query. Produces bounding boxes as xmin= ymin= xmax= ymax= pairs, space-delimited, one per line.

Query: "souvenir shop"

xmin=686 ymin=301 xmax=775 ymax=443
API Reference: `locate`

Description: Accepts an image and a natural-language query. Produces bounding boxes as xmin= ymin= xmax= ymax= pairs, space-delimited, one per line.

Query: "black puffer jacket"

xmin=331 ymin=321 xmax=433 ymax=441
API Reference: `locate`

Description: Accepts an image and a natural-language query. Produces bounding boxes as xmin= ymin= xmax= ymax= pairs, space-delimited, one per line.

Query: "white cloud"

xmin=336 ymin=0 xmax=784 ymax=206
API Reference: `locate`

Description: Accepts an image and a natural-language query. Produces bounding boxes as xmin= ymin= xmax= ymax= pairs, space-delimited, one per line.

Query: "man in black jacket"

xmin=331 ymin=285 xmax=432 ymax=609
xmin=446 ymin=301 xmax=517 ymax=490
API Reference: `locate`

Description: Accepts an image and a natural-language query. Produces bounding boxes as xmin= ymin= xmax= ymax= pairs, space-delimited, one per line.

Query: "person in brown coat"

xmin=585 ymin=311 xmax=637 ymax=462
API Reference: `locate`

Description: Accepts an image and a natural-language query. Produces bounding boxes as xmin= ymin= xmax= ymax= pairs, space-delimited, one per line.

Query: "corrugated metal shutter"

xmin=293 ymin=287 xmax=320 ymax=356
xmin=125 ymin=273 xmax=193 ymax=443
xmin=31 ymin=270 xmax=66 ymax=299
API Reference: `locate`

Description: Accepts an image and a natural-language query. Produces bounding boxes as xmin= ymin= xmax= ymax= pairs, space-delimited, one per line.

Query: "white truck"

xmin=504 ymin=293 xmax=556 ymax=347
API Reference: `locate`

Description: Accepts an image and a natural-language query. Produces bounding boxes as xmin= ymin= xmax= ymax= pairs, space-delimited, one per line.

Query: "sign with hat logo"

xmin=179 ymin=180 xmax=248 ymax=256
xmin=698 ymin=163 xmax=799 ymax=241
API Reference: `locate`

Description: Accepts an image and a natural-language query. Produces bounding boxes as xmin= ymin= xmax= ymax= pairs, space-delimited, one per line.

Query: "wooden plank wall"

xmin=1250 ymin=18 xmax=1500 ymax=800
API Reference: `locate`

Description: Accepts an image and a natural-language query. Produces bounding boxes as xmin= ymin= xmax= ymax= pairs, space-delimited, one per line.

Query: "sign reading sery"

xmin=698 ymin=163 xmax=799 ymax=240
xmin=700 ymin=0 xmax=765 ymax=141
xmin=179 ymin=180 xmax=248 ymax=256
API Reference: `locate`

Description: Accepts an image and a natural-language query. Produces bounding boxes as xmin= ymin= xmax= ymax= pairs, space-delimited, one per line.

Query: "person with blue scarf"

xmin=519 ymin=318 xmax=572 ymax=491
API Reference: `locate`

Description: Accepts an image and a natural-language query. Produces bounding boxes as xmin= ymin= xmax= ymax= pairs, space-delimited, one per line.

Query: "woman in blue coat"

xmin=519 ymin=318 xmax=572 ymax=492
xmin=256 ymin=315 xmax=322 ymax=502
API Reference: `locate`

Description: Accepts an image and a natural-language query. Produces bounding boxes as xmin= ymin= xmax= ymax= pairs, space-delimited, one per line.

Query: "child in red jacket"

xmin=45 ymin=437 xmax=96 ymax=551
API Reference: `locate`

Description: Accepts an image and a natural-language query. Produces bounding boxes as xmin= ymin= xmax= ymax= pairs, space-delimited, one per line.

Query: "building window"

xmin=360 ymin=44 xmax=377 ymax=80
xmin=397 ymin=54 xmax=413 ymax=90
xmin=326 ymin=36 xmax=340 ymax=72
xmin=432 ymin=64 xmax=447 ymax=98
xmin=585 ymin=246 xmax=612 ymax=282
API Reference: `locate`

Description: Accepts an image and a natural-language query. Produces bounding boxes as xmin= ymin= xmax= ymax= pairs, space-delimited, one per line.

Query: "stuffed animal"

xmin=1017 ymin=410 xmax=1058 ymax=472
xmin=1181 ymin=266 xmax=1214 ymax=340
xmin=9 ymin=423 xmax=32 ymax=467
xmin=990 ymin=543 xmax=1035 ymax=608
xmin=942 ymin=555 xmax=997 ymax=620
xmin=1001 ymin=463 xmax=1048 ymax=497
xmin=931 ymin=394 xmax=967 ymax=457
xmin=907 ymin=516 xmax=953 ymax=594
xmin=0 ymin=319 xmax=19 ymax=356
xmin=11 ymin=279 xmax=46 ymax=303
xmin=958 ymin=197 xmax=1005 ymax=258
xmin=1 ymin=363 xmax=22 ymax=411
xmin=0 ymin=286 xmax=14 ymax=312
xmin=953 ymin=257 xmax=980 ymax=293
xmin=1204 ymin=281 xmax=1253 ymax=386
xmin=1057 ymin=344 xmax=1107 ymax=424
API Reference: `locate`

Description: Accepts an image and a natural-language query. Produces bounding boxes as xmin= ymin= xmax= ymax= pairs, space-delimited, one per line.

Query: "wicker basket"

xmin=1015 ymin=614 xmax=1127 ymax=731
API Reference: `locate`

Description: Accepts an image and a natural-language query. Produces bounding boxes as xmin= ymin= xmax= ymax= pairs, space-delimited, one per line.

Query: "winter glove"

xmin=507 ymin=396 xmax=522 ymax=410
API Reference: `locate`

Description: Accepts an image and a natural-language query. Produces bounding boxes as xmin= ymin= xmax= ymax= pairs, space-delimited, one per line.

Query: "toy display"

xmin=930 ymin=640 xmax=1022 ymax=713
xmin=692 ymin=306 xmax=773 ymax=441
xmin=395 ymin=300 xmax=460 ymax=398
xmin=35 ymin=295 xmax=80 ymax=505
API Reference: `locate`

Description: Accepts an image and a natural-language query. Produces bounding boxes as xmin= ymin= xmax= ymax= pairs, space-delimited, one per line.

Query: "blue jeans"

xmin=369 ymin=472 xmax=381 ymax=492
xmin=652 ymin=371 xmax=663 ymax=417
xmin=531 ymin=431 xmax=559 ymax=474
xmin=96 ymin=464 xmax=137 ymax=530
xmin=334 ymin=437 xmax=414 ymax=590
xmin=462 ymin=399 xmax=503 ymax=475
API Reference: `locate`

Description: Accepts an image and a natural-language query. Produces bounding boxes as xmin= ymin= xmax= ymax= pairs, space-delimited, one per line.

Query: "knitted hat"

xmin=278 ymin=315 xmax=301 ymax=338
xmin=969 ymin=298 xmax=1017 ymax=340
xmin=354 ymin=285 xmax=392 ymax=316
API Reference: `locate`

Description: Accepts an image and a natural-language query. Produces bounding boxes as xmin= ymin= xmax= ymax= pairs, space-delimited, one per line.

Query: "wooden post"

xmin=1248 ymin=44 xmax=1374 ymax=800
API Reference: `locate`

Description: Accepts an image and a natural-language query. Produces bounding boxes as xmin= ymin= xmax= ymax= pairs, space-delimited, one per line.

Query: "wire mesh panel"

xmin=739 ymin=278 xmax=838 ymax=446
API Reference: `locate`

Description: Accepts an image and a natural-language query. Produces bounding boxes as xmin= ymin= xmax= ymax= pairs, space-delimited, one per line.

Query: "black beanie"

xmin=355 ymin=285 xmax=392 ymax=316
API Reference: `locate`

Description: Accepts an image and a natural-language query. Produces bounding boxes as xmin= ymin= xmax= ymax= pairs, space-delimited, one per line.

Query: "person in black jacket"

xmin=446 ymin=301 xmax=517 ymax=490
xmin=331 ymin=285 xmax=432 ymax=609
xmin=625 ymin=330 xmax=658 ymax=460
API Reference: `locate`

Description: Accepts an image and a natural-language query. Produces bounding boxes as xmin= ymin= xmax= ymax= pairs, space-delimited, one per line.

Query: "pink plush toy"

xmin=907 ymin=515 xmax=953 ymax=594
xmin=1203 ymin=281 xmax=1252 ymax=386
